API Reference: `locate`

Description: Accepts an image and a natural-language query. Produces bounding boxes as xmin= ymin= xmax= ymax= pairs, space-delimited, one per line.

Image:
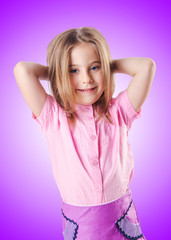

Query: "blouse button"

xmin=88 ymin=116 xmax=94 ymax=120
xmin=91 ymin=135 xmax=96 ymax=140
xmin=96 ymin=188 xmax=102 ymax=193
xmin=93 ymin=160 xmax=98 ymax=166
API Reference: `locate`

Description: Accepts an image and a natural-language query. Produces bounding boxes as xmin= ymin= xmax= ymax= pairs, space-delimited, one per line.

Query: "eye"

xmin=90 ymin=66 xmax=99 ymax=71
xmin=69 ymin=69 xmax=78 ymax=74
xmin=69 ymin=66 xmax=100 ymax=74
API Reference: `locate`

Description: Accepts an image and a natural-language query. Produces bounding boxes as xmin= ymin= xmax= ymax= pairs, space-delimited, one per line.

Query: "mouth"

xmin=76 ymin=87 xmax=97 ymax=93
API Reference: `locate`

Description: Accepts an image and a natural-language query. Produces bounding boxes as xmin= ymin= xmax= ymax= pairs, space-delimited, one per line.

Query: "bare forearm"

xmin=14 ymin=61 xmax=49 ymax=81
xmin=111 ymin=57 xmax=155 ymax=76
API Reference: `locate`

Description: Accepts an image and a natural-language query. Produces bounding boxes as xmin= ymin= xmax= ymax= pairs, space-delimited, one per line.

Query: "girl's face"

xmin=69 ymin=43 xmax=104 ymax=105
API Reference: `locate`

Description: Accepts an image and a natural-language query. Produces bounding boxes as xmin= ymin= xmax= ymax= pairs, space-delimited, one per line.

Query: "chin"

xmin=76 ymin=94 xmax=102 ymax=105
xmin=80 ymin=101 xmax=93 ymax=105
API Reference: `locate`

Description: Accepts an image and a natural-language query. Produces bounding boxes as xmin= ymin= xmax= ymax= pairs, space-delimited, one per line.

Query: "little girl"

xmin=14 ymin=27 xmax=156 ymax=240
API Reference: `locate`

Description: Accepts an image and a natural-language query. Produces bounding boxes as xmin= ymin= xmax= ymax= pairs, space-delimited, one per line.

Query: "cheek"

xmin=70 ymin=77 xmax=77 ymax=89
xmin=97 ymin=72 xmax=104 ymax=84
xmin=99 ymin=78 xmax=105 ymax=89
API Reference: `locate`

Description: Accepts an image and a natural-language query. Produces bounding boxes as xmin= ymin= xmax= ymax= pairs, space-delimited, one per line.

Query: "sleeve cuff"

xmin=31 ymin=94 xmax=49 ymax=130
xmin=121 ymin=89 xmax=142 ymax=120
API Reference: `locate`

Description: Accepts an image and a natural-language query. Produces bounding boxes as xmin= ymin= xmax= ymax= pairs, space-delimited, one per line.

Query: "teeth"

xmin=84 ymin=88 xmax=93 ymax=91
xmin=78 ymin=87 xmax=95 ymax=91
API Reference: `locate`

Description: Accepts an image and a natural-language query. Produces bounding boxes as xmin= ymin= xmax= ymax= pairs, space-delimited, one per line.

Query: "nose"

xmin=82 ymin=70 xmax=93 ymax=84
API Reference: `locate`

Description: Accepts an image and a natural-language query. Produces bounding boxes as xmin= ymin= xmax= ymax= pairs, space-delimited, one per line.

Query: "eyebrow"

xmin=69 ymin=61 xmax=101 ymax=67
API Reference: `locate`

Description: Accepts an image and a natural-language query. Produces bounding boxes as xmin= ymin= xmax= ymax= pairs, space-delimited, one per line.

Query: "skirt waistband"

xmin=61 ymin=188 xmax=132 ymax=208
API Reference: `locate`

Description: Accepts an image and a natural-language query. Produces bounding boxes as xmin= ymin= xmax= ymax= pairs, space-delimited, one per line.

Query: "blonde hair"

xmin=46 ymin=27 xmax=115 ymax=127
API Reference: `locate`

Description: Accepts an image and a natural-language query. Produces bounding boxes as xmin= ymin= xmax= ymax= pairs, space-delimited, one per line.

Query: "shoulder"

xmin=32 ymin=93 xmax=61 ymax=131
xmin=109 ymin=89 xmax=142 ymax=129
xmin=46 ymin=94 xmax=58 ymax=108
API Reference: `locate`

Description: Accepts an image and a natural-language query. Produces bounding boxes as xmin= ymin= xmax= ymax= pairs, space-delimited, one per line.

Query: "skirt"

xmin=61 ymin=188 xmax=146 ymax=240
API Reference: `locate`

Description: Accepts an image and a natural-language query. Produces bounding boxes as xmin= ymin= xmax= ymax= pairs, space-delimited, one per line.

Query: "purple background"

xmin=0 ymin=0 xmax=171 ymax=239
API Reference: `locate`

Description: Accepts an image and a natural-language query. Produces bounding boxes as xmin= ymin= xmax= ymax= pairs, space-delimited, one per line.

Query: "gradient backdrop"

xmin=0 ymin=0 xmax=171 ymax=239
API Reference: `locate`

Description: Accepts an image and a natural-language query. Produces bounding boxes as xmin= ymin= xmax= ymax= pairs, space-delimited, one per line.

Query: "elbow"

xmin=149 ymin=59 xmax=156 ymax=77
xmin=14 ymin=61 xmax=23 ymax=71
xmin=147 ymin=58 xmax=156 ymax=70
xmin=13 ymin=61 xmax=25 ymax=77
xmin=14 ymin=62 xmax=27 ymax=84
xmin=142 ymin=58 xmax=156 ymax=75
xmin=146 ymin=58 xmax=156 ymax=80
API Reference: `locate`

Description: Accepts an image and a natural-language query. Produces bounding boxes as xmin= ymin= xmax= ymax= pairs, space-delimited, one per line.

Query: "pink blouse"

xmin=32 ymin=89 xmax=142 ymax=206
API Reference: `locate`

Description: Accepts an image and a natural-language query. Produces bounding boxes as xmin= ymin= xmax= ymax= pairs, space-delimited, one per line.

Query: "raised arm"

xmin=111 ymin=57 xmax=156 ymax=112
xmin=14 ymin=62 xmax=49 ymax=118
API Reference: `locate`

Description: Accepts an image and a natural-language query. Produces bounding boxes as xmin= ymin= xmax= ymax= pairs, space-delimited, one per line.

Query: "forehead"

xmin=70 ymin=43 xmax=100 ymax=63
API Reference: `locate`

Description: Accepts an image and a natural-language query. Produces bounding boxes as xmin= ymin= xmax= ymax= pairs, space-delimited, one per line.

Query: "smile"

xmin=77 ymin=87 xmax=97 ymax=93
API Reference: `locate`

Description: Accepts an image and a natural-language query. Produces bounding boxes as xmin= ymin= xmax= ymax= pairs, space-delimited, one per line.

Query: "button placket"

xmin=92 ymin=167 xmax=103 ymax=198
xmin=88 ymin=114 xmax=98 ymax=168
xmin=81 ymin=107 xmax=102 ymax=201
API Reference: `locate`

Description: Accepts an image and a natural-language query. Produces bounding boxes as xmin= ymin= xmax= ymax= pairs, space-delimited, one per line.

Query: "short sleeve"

xmin=32 ymin=94 xmax=59 ymax=134
xmin=115 ymin=89 xmax=142 ymax=130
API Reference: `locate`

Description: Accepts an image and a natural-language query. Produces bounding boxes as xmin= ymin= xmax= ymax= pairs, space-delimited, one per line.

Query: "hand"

xmin=110 ymin=60 xmax=117 ymax=74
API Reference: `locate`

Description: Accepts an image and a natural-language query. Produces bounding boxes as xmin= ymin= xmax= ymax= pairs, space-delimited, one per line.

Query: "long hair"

xmin=46 ymin=27 xmax=115 ymax=127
